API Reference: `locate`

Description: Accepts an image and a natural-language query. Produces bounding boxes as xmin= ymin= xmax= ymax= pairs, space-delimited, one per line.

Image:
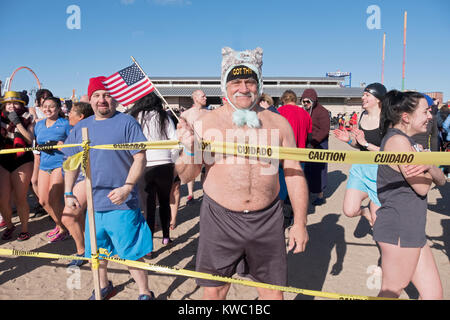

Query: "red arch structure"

xmin=7 ymin=66 xmax=41 ymax=91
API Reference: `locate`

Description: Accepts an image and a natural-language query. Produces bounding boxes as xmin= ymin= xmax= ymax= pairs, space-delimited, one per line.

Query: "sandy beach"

xmin=0 ymin=134 xmax=448 ymax=300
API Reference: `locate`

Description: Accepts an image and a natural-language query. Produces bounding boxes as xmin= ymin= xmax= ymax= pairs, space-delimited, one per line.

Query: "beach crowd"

xmin=0 ymin=46 xmax=449 ymax=300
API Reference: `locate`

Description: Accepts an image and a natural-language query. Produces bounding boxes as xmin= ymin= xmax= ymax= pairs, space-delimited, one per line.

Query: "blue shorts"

xmin=84 ymin=208 xmax=152 ymax=261
xmin=346 ymin=164 xmax=381 ymax=207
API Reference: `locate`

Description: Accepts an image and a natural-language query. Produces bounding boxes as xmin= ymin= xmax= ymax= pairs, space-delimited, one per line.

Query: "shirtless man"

xmin=176 ymin=47 xmax=309 ymax=300
xmin=180 ymin=90 xmax=209 ymax=203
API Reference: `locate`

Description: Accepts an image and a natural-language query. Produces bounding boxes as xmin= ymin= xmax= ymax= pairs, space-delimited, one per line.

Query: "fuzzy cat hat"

xmin=221 ymin=47 xmax=263 ymax=128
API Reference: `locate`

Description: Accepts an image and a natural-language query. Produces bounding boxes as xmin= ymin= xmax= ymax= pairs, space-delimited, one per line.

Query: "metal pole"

xmin=382 ymin=32 xmax=386 ymax=85
xmin=402 ymin=11 xmax=407 ymax=91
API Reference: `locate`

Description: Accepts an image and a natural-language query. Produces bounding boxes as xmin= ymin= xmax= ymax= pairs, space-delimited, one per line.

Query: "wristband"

xmin=183 ymin=147 xmax=195 ymax=157
xmin=347 ymin=139 xmax=353 ymax=145
xmin=64 ymin=191 xmax=73 ymax=196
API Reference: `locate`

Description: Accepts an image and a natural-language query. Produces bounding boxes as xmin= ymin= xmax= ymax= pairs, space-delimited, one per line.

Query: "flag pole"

xmin=130 ymin=56 xmax=181 ymax=123
xmin=82 ymin=128 xmax=102 ymax=300
xmin=381 ymin=32 xmax=386 ymax=85
xmin=402 ymin=11 xmax=407 ymax=91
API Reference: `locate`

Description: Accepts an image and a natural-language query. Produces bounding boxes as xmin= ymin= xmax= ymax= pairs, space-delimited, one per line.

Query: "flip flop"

xmin=48 ymin=231 xmax=69 ymax=243
xmin=46 ymin=227 xmax=59 ymax=238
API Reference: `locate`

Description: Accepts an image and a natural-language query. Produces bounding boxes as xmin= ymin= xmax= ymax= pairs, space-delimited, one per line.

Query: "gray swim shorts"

xmin=195 ymin=193 xmax=287 ymax=287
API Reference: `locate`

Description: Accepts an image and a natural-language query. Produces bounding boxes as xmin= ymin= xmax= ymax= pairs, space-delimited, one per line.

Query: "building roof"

xmin=156 ymin=86 xmax=363 ymax=98
xmin=152 ymin=76 xmax=362 ymax=98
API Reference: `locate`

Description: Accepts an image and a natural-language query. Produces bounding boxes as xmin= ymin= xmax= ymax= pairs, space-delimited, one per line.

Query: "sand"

xmin=0 ymin=135 xmax=448 ymax=300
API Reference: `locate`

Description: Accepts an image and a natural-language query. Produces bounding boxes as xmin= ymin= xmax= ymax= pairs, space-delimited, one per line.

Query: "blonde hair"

xmin=281 ymin=90 xmax=297 ymax=104
xmin=258 ymin=93 xmax=274 ymax=106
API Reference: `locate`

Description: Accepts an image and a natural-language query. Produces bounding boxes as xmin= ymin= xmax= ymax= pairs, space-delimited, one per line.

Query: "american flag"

xmin=102 ymin=62 xmax=154 ymax=106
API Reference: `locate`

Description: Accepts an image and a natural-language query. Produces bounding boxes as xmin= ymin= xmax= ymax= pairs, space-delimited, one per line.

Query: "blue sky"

xmin=1 ymin=0 xmax=449 ymax=102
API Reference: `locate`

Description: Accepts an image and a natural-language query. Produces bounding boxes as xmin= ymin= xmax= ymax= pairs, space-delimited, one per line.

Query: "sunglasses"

xmin=302 ymin=99 xmax=312 ymax=104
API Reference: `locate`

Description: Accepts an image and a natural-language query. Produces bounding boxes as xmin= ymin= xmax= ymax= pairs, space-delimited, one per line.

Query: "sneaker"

xmin=48 ymin=231 xmax=69 ymax=243
xmin=31 ymin=205 xmax=48 ymax=218
xmin=186 ymin=195 xmax=194 ymax=205
xmin=88 ymin=281 xmax=117 ymax=300
xmin=138 ymin=291 xmax=156 ymax=300
xmin=312 ymin=197 xmax=326 ymax=206
xmin=67 ymin=253 xmax=88 ymax=267
xmin=17 ymin=232 xmax=31 ymax=241
xmin=1 ymin=225 xmax=16 ymax=240
xmin=162 ymin=238 xmax=172 ymax=246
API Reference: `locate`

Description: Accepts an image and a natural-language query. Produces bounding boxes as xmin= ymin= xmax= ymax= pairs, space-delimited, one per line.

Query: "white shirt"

xmin=137 ymin=110 xmax=178 ymax=167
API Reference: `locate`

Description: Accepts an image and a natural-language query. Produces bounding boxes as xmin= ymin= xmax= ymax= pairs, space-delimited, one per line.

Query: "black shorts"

xmin=0 ymin=151 xmax=34 ymax=173
xmin=195 ymin=193 xmax=287 ymax=287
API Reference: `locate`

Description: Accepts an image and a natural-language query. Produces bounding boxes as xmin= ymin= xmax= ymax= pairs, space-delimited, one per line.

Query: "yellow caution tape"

xmin=0 ymin=247 xmax=403 ymax=300
xmin=0 ymin=143 xmax=84 ymax=155
xmin=3 ymin=139 xmax=449 ymax=168
xmin=200 ymin=140 xmax=450 ymax=165
xmin=90 ymin=140 xmax=182 ymax=151
xmin=0 ymin=248 xmax=90 ymax=262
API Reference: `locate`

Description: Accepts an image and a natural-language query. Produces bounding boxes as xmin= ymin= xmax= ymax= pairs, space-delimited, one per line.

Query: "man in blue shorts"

xmin=63 ymin=77 xmax=154 ymax=300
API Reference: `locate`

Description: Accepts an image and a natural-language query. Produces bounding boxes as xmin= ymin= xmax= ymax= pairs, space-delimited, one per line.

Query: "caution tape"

xmin=2 ymin=139 xmax=449 ymax=167
xmin=0 ymin=247 xmax=404 ymax=300
xmin=199 ymin=140 xmax=450 ymax=165
xmin=0 ymin=143 xmax=84 ymax=155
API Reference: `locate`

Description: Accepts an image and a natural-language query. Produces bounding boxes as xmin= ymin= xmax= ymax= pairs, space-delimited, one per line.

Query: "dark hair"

xmin=380 ymin=90 xmax=425 ymax=137
xmin=36 ymin=89 xmax=53 ymax=107
xmin=127 ymin=92 xmax=169 ymax=139
xmin=72 ymin=102 xmax=94 ymax=118
xmin=20 ymin=90 xmax=29 ymax=106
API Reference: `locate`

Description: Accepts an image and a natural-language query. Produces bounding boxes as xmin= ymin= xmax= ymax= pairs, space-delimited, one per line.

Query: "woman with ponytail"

xmin=374 ymin=90 xmax=446 ymax=299
xmin=128 ymin=92 xmax=178 ymax=249
xmin=333 ymin=83 xmax=386 ymax=226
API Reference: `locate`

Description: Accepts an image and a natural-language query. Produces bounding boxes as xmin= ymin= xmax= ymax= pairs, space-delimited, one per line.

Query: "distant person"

xmin=180 ymin=90 xmax=209 ymax=205
xmin=301 ymin=88 xmax=330 ymax=206
xmin=375 ymin=90 xmax=446 ymax=299
xmin=258 ymin=93 xmax=278 ymax=113
xmin=278 ymin=90 xmax=312 ymax=149
xmin=436 ymin=104 xmax=449 ymax=151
